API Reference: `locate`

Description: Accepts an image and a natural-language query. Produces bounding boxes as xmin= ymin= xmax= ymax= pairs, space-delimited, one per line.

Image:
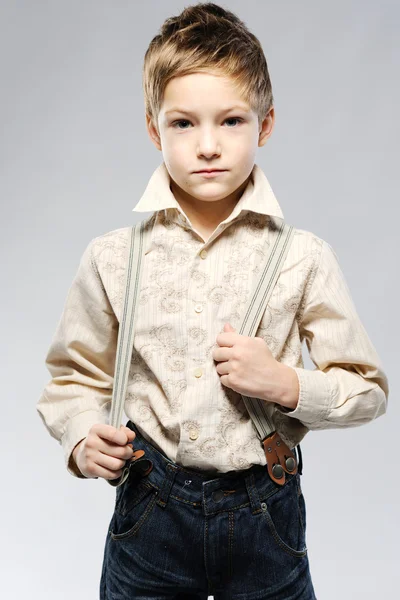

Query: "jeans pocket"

xmin=260 ymin=473 xmax=307 ymax=558
xmin=110 ymin=477 xmax=158 ymax=541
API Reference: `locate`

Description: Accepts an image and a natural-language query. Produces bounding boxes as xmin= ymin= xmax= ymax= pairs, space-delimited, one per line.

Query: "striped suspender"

xmin=107 ymin=218 xmax=297 ymax=487
xmin=238 ymin=218 xmax=295 ymax=439
xmin=109 ymin=220 xmax=146 ymax=432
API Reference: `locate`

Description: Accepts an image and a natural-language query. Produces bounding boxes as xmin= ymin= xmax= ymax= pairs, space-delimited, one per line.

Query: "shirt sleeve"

xmin=36 ymin=237 xmax=118 ymax=478
xmin=275 ymin=239 xmax=389 ymax=429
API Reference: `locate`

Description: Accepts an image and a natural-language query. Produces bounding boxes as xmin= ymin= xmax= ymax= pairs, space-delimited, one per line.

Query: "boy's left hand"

xmin=212 ymin=322 xmax=298 ymax=409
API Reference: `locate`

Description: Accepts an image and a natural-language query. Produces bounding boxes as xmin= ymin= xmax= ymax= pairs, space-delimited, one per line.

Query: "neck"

xmin=170 ymin=176 xmax=250 ymax=232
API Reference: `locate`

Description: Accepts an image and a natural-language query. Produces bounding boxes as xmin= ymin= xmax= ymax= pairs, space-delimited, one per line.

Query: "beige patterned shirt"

xmin=36 ymin=162 xmax=389 ymax=478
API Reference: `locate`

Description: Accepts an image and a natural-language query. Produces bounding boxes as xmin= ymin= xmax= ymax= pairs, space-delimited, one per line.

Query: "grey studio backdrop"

xmin=1 ymin=1 xmax=398 ymax=598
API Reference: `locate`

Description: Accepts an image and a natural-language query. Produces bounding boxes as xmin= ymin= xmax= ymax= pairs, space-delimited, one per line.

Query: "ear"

xmin=145 ymin=113 xmax=162 ymax=151
xmin=258 ymin=106 xmax=275 ymax=148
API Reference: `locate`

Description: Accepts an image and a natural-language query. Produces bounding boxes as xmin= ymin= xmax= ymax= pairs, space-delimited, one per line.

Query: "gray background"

xmin=1 ymin=0 xmax=398 ymax=598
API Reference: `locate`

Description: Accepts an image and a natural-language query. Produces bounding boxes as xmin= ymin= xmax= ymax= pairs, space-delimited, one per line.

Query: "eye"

xmin=172 ymin=119 xmax=191 ymax=129
xmin=224 ymin=117 xmax=244 ymax=127
xmin=171 ymin=117 xmax=244 ymax=129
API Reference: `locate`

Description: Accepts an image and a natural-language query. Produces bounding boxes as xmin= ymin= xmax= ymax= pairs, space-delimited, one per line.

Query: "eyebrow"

xmin=165 ymin=105 xmax=250 ymax=116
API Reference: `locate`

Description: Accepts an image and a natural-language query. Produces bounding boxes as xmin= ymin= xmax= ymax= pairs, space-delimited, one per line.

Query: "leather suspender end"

xmin=261 ymin=431 xmax=298 ymax=486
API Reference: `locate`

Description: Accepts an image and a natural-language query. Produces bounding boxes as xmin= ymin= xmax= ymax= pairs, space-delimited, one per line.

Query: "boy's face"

xmin=146 ymin=72 xmax=274 ymax=208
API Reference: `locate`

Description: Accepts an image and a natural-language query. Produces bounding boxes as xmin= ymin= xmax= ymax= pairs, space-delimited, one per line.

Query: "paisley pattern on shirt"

xmin=89 ymin=211 xmax=320 ymax=471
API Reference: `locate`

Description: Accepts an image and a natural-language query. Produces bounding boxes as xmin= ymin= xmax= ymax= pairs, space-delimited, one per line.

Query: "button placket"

xmin=182 ymin=243 xmax=211 ymax=448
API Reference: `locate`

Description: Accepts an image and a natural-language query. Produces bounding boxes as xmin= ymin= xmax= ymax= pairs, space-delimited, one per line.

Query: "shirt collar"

xmin=132 ymin=161 xmax=284 ymax=221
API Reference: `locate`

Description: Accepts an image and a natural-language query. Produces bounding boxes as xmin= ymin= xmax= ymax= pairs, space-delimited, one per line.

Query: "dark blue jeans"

xmin=100 ymin=420 xmax=317 ymax=599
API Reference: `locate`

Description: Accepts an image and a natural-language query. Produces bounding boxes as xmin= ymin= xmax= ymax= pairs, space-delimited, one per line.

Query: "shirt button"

xmin=200 ymin=249 xmax=208 ymax=259
xmin=194 ymin=367 xmax=203 ymax=378
xmin=195 ymin=304 xmax=203 ymax=313
xmin=189 ymin=429 xmax=199 ymax=440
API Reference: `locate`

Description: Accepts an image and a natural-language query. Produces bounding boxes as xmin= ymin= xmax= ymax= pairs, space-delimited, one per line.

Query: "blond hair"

xmin=143 ymin=2 xmax=274 ymax=131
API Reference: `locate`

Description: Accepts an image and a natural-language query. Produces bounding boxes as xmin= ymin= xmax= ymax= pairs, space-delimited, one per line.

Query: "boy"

xmin=37 ymin=3 xmax=388 ymax=598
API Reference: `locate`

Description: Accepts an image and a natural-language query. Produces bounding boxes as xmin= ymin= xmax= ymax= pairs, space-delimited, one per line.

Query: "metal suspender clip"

xmin=108 ymin=448 xmax=153 ymax=488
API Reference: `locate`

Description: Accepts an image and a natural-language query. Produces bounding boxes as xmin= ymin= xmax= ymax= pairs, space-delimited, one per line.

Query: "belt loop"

xmin=156 ymin=462 xmax=178 ymax=509
xmin=296 ymin=444 xmax=303 ymax=475
xmin=244 ymin=472 xmax=262 ymax=515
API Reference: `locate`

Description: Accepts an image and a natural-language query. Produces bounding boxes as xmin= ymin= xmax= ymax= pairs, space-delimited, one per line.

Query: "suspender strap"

xmin=107 ymin=221 xmax=151 ymax=487
xmin=109 ymin=220 xmax=146 ymax=431
xmin=238 ymin=218 xmax=295 ymax=439
xmin=235 ymin=218 xmax=298 ymax=486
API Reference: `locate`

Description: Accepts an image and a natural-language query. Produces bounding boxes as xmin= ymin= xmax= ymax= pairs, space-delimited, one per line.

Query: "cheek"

xmin=164 ymin=152 xmax=189 ymax=177
xmin=163 ymin=130 xmax=186 ymax=146
xmin=162 ymin=138 xmax=187 ymax=164
xmin=163 ymin=158 xmax=191 ymax=188
xmin=227 ymin=134 xmax=256 ymax=155
xmin=237 ymin=144 xmax=258 ymax=167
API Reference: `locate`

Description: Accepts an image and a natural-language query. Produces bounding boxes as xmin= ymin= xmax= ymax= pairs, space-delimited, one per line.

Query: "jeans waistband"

xmin=123 ymin=420 xmax=302 ymax=515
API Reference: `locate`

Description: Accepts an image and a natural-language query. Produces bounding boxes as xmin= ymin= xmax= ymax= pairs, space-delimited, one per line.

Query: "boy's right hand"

xmin=71 ymin=424 xmax=136 ymax=480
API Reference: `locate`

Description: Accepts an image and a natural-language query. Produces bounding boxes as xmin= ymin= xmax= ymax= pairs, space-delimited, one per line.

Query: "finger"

xmin=95 ymin=451 xmax=129 ymax=474
xmin=122 ymin=426 xmax=136 ymax=443
xmin=90 ymin=460 xmax=125 ymax=481
xmin=213 ymin=347 xmax=231 ymax=362
xmin=93 ymin=423 xmax=134 ymax=446
xmin=216 ymin=362 xmax=230 ymax=375
xmin=98 ymin=438 xmax=135 ymax=459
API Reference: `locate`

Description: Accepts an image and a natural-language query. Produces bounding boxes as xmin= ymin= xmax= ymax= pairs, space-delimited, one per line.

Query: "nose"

xmin=196 ymin=127 xmax=221 ymax=158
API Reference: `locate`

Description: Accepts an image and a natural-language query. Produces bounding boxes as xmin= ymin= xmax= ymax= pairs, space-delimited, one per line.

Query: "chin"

xmin=191 ymin=186 xmax=229 ymax=197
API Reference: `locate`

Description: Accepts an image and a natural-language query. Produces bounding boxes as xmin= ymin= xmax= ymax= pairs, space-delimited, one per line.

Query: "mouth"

xmin=193 ymin=169 xmax=227 ymax=177
xmin=194 ymin=169 xmax=226 ymax=173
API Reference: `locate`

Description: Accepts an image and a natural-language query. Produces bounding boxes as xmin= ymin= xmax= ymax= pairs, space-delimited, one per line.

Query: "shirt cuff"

xmin=61 ymin=410 xmax=107 ymax=479
xmin=275 ymin=366 xmax=334 ymax=425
